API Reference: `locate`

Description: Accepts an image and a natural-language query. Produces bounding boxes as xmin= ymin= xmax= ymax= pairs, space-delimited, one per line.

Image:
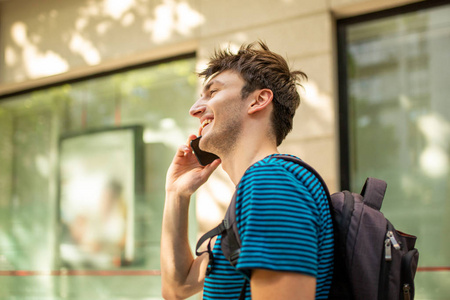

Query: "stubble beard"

xmin=201 ymin=107 xmax=243 ymax=158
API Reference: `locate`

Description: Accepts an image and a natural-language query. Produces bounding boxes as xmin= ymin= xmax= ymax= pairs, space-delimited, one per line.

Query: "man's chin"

xmin=198 ymin=134 xmax=208 ymax=149
xmin=199 ymin=135 xmax=217 ymax=154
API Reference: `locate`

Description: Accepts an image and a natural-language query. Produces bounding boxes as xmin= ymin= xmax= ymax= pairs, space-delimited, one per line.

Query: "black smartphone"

xmin=190 ymin=136 xmax=220 ymax=166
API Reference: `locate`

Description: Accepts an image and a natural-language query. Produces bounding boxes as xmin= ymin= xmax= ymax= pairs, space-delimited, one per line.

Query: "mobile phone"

xmin=190 ymin=136 xmax=220 ymax=166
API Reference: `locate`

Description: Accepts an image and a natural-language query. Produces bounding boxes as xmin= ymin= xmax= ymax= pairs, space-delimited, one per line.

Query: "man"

xmin=161 ymin=41 xmax=334 ymax=300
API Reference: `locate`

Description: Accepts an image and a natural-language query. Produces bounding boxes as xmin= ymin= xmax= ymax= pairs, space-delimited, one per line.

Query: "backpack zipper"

xmin=384 ymin=238 xmax=392 ymax=261
xmin=384 ymin=231 xmax=400 ymax=261
xmin=387 ymin=231 xmax=401 ymax=250
xmin=403 ymin=283 xmax=411 ymax=300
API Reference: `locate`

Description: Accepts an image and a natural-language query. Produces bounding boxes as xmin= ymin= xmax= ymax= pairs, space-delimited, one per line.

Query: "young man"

xmin=161 ymin=41 xmax=334 ymax=300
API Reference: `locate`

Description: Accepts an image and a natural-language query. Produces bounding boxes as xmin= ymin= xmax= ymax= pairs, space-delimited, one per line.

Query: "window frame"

xmin=336 ymin=0 xmax=449 ymax=190
xmin=0 ymin=52 xmax=196 ymax=101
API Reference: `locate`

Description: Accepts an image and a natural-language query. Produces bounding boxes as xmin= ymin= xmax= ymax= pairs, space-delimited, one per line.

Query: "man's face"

xmin=189 ymin=70 xmax=248 ymax=156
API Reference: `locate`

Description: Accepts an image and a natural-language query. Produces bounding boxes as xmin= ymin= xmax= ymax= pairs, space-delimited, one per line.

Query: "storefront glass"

xmin=342 ymin=3 xmax=450 ymax=298
xmin=0 ymin=56 xmax=198 ymax=299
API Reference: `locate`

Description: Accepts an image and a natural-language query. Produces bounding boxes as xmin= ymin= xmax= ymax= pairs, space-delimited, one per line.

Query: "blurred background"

xmin=0 ymin=0 xmax=448 ymax=299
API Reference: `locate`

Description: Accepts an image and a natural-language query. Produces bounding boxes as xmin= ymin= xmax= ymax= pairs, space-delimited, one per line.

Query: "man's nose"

xmin=189 ymin=100 xmax=206 ymax=118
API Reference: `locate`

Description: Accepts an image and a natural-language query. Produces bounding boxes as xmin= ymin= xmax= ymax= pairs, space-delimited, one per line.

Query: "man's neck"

xmin=220 ymin=132 xmax=279 ymax=185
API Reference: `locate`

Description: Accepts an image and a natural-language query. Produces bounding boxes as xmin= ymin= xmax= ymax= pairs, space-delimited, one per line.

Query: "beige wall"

xmin=0 ymin=0 xmax=420 ymax=232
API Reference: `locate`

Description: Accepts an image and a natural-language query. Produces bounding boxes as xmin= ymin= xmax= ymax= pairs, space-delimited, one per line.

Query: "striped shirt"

xmin=203 ymin=154 xmax=334 ymax=299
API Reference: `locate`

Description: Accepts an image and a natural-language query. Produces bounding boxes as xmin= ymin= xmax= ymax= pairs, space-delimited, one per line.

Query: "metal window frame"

xmin=336 ymin=0 xmax=449 ymax=190
xmin=0 ymin=52 xmax=196 ymax=100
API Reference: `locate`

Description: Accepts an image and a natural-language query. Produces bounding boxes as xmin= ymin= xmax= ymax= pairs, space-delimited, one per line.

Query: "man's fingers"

xmin=174 ymin=144 xmax=193 ymax=159
xmin=174 ymin=134 xmax=198 ymax=157
xmin=203 ymin=158 xmax=221 ymax=174
xmin=186 ymin=134 xmax=198 ymax=145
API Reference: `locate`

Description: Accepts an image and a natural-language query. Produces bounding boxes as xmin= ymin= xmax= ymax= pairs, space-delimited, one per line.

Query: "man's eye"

xmin=210 ymin=89 xmax=218 ymax=96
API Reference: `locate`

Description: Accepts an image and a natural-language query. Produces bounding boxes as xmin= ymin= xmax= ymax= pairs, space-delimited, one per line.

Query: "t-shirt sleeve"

xmin=235 ymin=163 xmax=319 ymax=278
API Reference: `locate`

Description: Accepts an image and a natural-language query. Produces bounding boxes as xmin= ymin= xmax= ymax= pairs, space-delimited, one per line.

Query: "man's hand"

xmin=166 ymin=134 xmax=221 ymax=198
xmin=161 ymin=134 xmax=220 ymax=299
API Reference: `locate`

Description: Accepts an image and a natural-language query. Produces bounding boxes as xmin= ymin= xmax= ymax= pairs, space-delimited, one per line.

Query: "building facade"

xmin=0 ymin=0 xmax=448 ymax=298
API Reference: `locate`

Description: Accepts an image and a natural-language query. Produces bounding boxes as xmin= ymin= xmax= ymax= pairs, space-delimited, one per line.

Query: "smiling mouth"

xmin=199 ymin=119 xmax=213 ymax=135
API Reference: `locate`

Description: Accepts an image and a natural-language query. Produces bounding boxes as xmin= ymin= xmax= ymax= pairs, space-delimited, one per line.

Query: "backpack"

xmin=196 ymin=155 xmax=419 ymax=300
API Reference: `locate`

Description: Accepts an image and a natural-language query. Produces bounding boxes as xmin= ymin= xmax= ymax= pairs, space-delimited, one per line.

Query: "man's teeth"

xmin=202 ymin=119 xmax=212 ymax=128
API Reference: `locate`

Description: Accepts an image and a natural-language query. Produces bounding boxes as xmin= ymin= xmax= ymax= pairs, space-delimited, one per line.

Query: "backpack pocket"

xmin=400 ymin=247 xmax=419 ymax=300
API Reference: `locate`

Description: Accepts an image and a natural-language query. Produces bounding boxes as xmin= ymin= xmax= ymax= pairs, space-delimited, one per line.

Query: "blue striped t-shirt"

xmin=202 ymin=154 xmax=334 ymax=299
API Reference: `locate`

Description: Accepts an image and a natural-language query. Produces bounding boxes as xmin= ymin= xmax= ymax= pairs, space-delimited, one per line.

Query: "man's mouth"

xmin=199 ymin=119 xmax=213 ymax=136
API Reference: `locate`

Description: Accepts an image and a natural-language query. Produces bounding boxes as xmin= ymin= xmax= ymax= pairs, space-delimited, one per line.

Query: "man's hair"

xmin=198 ymin=41 xmax=307 ymax=146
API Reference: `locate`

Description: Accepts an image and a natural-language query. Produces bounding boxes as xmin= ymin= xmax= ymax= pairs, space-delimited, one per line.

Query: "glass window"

xmin=339 ymin=3 xmax=450 ymax=298
xmin=0 ymin=56 xmax=198 ymax=299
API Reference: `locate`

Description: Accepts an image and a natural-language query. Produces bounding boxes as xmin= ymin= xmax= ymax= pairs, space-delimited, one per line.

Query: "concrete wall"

xmin=0 ymin=0 xmax=420 ymax=232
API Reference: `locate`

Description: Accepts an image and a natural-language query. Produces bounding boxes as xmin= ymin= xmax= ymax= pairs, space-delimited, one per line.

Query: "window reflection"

xmin=59 ymin=128 xmax=138 ymax=269
xmin=346 ymin=2 xmax=450 ymax=273
xmin=0 ymin=57 xmax=197 ymax=298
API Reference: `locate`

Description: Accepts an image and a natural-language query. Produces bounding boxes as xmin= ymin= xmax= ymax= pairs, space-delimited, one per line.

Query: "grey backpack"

xmin=196 ymin=155 xmax=419 ymax=300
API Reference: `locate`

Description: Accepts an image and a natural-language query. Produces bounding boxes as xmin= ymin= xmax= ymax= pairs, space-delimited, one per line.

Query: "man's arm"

xmin=161 ymin=135 xmax=220 ymax=299
xmin=251 ymin=269 xmax=316 ymax=300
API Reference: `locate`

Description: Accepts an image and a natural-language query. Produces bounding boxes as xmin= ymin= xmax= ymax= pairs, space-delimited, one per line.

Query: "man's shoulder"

xmin=237 ymin=154 xmax=316 ymax=196
xmin=238 ymin=154 xmax=328 ymax=206
xmin=245 ymin=154 xmax=310 ymax=180
xmin=242 ymin=156 xmax=296 ymax=183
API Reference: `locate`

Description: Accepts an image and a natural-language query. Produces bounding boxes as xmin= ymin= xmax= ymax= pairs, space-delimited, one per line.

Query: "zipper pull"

xmin=385 ymin=238 xmax=392 ymax=261
xmin=387 ymin=231 xmax=401 ymax=250
xmin=403 ymin=283 xmax=411 ymax=300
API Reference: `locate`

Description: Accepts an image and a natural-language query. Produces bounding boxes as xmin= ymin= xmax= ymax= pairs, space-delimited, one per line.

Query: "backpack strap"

xmin=221 ymin=192 xmax=242 ymax=267
xmin=239 ymin=279 xmax=248 ymax=300
xmin=336 ymin=191 xmax=354 ymax=252
xmin=360 ymin=177 xmax=387 ymax=210
xmin=274 ymin=155 xmax=332 ymax=203
xmin=195 ymin=220 xmax=226 ymax=275
xmin=328 ymin=190 xmax=354 ymax=299
xmin=195 ymin=189 xmax=240 ymax=275
xmin=195 ymin=221 xmax=226 ymax=257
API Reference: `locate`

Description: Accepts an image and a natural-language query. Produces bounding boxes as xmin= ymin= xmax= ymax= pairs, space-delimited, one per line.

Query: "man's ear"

xmin=248 ymin=89 xmax=273 ymax=115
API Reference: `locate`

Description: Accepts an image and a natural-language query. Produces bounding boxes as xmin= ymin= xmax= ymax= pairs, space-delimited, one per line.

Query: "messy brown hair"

xmin=198 ymin=41 xmax=307 ymax=146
